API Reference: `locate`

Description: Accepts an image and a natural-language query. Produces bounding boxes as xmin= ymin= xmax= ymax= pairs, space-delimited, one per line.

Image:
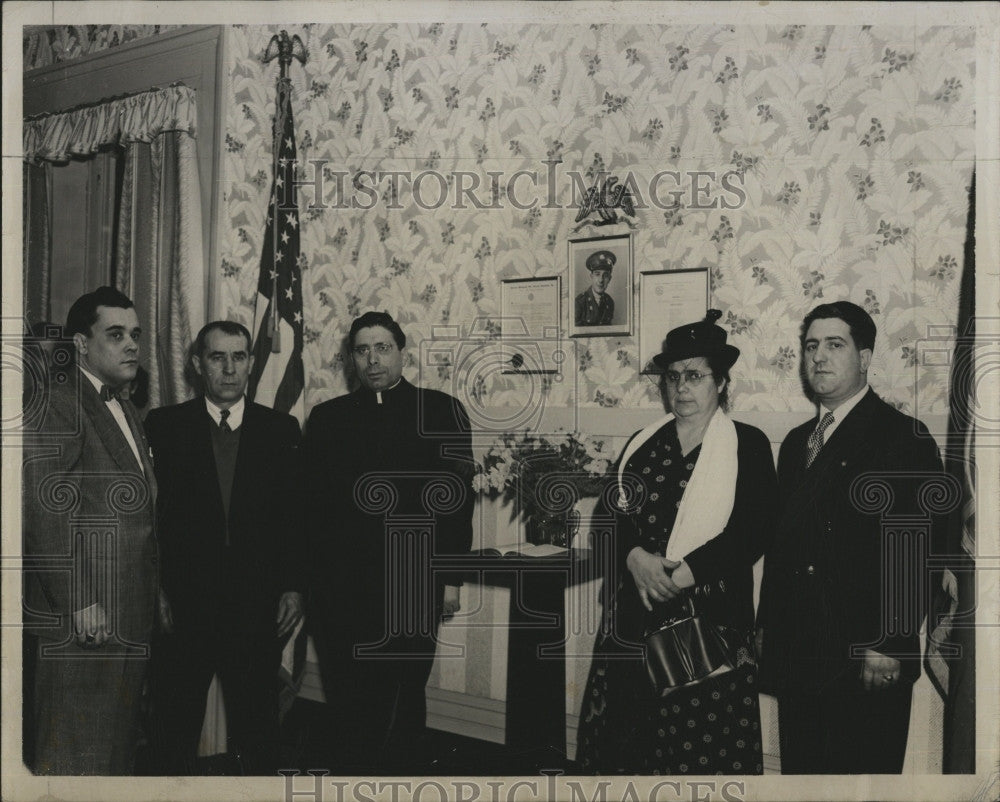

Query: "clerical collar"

xmin=374 ymin=378 xmax=403 ymax=405
xmin=206 ymin=395 xmax=246 ymax=429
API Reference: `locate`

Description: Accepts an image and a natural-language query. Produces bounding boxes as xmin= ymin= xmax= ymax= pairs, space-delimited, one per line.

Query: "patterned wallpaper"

xmin=23 ymin=25 xmax=182 ymax=70
xmin=39 ymin=22 xmax=973 ymax=420
xmin=219 ymin=23 xmax=974 ymax=420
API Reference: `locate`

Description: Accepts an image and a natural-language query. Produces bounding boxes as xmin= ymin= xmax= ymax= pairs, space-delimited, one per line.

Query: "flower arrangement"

xmin=473 ymin=429 xmax=613 ymax=544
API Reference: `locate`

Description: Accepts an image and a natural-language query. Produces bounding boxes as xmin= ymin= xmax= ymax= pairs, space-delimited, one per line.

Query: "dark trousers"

xmin=31 ymin=638 xmax=148 ymax=774
xmin=313 ymin=616 xmax=438 ymax=775
xmin=777 ymin=683 xmax=913 ymax=774
xmin=150 ymin=626 xmax=280 ymax=775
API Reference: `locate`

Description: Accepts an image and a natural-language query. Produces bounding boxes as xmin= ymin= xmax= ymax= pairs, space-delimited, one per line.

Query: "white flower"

xmin=588 ymin=458 xmax=611 ymax=476
xmin=472 ymin=474 xmax=489 ymax=493
xmin=487 ymin=466 xmax=507 ymax=490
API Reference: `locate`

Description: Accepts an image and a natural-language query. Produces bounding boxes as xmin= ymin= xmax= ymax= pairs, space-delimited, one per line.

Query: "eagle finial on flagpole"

xmin=263 ymin=30 xmax=308 ymax=78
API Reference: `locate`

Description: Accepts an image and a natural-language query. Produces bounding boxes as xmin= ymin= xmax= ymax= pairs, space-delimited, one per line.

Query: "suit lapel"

xmin=780 ymin=391 xmax=879 ymax=524
xmin=228 ymin=402 xmax=257 ymax=532
xmin=806 ymin=390 xmax=879 ymax=477
xmin=120 ymin=397 xmax=157 ymax=501
xmin=191 ymin=402 xmax=228 ymax=531
xmin=81 ymin=379 xmax=144 ymax=476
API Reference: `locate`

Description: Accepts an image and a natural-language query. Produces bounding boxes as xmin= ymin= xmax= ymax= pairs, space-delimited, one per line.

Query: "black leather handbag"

xmin=643 ymin=596 xmax=737 ymax=697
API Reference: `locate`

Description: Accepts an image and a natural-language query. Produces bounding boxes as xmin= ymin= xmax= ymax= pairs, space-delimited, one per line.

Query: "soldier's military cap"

xmin=585 ymin=250 xmax=616 ymax=273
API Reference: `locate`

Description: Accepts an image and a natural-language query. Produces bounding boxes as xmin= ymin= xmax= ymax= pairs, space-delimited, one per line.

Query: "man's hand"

xmin=73 ymin=603 xmax=108 ymax=648
xmin=627 ymin=547 xmax=682 ymax=611
xmin=861 ymin=648 xmax=902 ymax=691
xmin=158 ymin=588 xmax=174 ymax=634
xmin=276 ymin=591 xmax=304 ymax=639
xmin=441 ymin=585 xmax=461 ymax=619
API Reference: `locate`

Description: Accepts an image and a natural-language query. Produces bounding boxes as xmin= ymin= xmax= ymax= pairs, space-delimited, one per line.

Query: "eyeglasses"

xmin=352 ymin=342 xmax=395 ymax=357
xmin=663 ymin=369 xmax=710 ymax=386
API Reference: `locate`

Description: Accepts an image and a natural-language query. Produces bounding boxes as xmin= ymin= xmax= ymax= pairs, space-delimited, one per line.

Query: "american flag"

xmin=248 ymin=76 xmax=305 ymax=424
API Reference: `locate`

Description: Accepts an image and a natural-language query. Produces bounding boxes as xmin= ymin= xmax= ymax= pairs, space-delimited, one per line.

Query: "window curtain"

xmin=115 ymin=131 xmax=204 ymax=409
xmin=23 ymin=85 xmax=204 ymax=408
xmin=22 ymin=162 xmax=52 ymax=328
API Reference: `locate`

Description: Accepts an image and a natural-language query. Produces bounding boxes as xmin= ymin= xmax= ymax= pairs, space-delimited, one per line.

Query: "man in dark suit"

xmin=144 ymin=320 xmax=303 ymax=775
xmin=304 ymin=311 xmax=475 ymax=775
xmin=22 ymin=286 xmax=158 ymax=774
xmin=758 ymin=301 xmax=945 ymax=774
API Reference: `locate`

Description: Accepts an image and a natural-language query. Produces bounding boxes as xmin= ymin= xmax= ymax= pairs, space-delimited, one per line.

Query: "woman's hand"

xmin=626 ymin=547 xmax=683 ymax=611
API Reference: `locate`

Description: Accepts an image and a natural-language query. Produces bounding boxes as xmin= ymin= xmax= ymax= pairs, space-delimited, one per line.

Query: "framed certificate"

xmin=568 ymin=233 xmax=633 ymax=337
xmin=638 ymin=268 xmax=710 ymax=374
xmin=500 ymin=276 xmax=561 ymax=374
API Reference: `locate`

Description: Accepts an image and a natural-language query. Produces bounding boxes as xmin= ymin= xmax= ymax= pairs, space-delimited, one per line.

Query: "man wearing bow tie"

xmin=144 ymin=321 xmax=303 ymax=775
xmin=22 ymin=286 xmax=158 ymax=774
xmin=757 ymin=301 xmax=946 ymax=773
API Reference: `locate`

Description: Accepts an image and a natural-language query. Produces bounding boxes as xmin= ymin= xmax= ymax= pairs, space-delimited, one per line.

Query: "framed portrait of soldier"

xmin=568 ymin=233 xmax=633 ymax=338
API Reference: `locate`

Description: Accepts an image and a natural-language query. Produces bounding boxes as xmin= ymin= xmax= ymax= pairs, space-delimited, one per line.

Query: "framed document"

xmin=568 ymin=233 xmax=633 ymax=337
xmin=638 ymin=268 xmax=710 ymax=374
xmin=500 ymin=276 xmax=561 ymax=374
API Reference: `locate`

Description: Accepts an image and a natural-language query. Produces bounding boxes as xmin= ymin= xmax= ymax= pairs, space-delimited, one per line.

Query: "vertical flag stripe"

xmin=248 ymin=76 xmax=305 ymax=425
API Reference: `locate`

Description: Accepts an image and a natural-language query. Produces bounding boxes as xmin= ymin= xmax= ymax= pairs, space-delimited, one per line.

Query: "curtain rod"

xmin=24 ymin=81 xmax=190 ymax=123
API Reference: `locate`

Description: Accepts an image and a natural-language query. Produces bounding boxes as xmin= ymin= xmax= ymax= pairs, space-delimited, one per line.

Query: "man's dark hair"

xmin=348 ymin=311 xmax=406 ymax=350
xmin=65 ymin=286 xmax=135 ymax=338
xmin=193 ymin=320 xmax=253 ymax=358
xmin=801 ymin=301 xmax=877 ymax=352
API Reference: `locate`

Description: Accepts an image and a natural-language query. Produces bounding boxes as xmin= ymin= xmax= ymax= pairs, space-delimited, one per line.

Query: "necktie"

xmin=805 ymin=411 xmax=834 ymax=468
xmin=100 ymin=384 xmax=122 ymax=402
xmin=219 ymin=408 xmax=231 ymax=432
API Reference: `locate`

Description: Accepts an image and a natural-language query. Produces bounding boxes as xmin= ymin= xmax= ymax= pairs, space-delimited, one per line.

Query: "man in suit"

xmin=304 ymin=311 xmax=475 ymax=774
xmin=144 ymin=320 xmax=303 ymax=775
xmin=757 ymin=301 xmax=945 ymax=774
xmin=574 ymin=250 xmax=616 ymax=326
xmin=22 ymin=287 xmax=158 ymax=774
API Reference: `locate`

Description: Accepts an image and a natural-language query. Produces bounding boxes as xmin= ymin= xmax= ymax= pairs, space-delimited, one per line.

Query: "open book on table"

xmin=479 ymin=542 xmax=570 ymax=558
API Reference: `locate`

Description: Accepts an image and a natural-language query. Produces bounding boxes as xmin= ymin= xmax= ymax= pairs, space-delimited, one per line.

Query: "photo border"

xmin=567 ymin=232 xmax=633 ymax=338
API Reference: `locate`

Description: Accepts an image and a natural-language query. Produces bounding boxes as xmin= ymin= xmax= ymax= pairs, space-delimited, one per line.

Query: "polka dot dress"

xmin=577 ymin=421 xmax=763 ymax=775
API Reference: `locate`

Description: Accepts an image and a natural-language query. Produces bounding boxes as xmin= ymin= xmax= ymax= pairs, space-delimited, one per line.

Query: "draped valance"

xmin=23 ymin=84 xmax=197 ymax=163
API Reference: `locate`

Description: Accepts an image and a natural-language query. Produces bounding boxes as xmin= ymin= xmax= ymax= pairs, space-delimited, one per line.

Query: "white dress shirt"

xmin=205 ymin=395 xmax=246 ymax=430
xmin=816 ymin=384 xmax=870 ymax=444
xmin=79 ymin=365 xmax=144 ymax=473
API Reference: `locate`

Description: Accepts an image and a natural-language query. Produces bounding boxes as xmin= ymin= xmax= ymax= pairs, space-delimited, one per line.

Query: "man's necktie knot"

xmin=805 ymin=411 xmax=835 ymax=468
xmin=100 ymin=384 xmax=122 ymax=402
xmin=219 ymin=409 xmax=231 ymax=432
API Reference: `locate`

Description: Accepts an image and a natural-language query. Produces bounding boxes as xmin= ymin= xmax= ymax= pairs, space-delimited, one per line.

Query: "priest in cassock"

xmin=303 ymin=311 xmax=475 ymax=774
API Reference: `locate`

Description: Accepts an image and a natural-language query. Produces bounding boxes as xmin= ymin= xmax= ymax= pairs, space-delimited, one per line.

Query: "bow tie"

xmin=100 ymin=384 xmax=123 ymax=402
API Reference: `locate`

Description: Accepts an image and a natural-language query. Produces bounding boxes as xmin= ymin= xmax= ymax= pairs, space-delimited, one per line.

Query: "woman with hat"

xmin=577 ymin=310 xmax=778 ymax=775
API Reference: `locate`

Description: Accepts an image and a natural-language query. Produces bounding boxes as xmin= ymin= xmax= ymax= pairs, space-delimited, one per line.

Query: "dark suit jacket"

xmin=22 ymin=370 xmax=158 ymax=645
xmin=144 ymin=398 xmax=303 ymax=635
xmin=758 ymin=389 xmax=945 ymax=694
xmin=303 ymin=378 xmax=475 ymax=636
